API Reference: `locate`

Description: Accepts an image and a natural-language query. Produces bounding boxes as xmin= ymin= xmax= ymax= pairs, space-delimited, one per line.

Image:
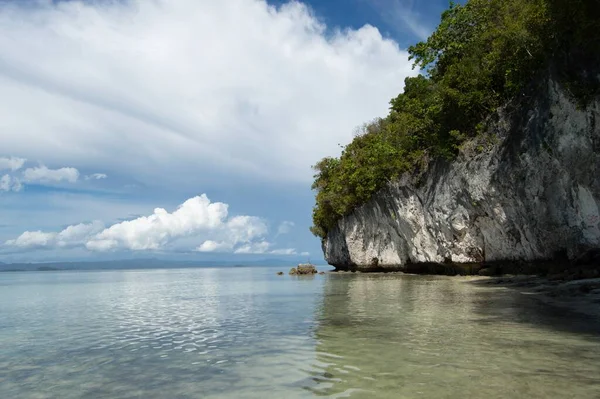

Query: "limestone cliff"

xmin=323 ymin=78 xmax=600 ymax=271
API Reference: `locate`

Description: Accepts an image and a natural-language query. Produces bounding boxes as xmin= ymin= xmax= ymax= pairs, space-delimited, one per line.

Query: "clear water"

xmin=1 ymin=268 xmax=600 ymax=398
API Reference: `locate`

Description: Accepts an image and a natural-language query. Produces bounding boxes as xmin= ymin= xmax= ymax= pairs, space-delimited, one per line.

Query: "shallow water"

xmin=1 ymin=268 xmax=599 ymax=398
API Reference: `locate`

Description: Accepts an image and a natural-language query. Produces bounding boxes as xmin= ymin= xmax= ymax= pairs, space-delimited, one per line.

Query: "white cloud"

xmin=231 ymin=243 xmax=299 ymax=256
xmin=0 ymin=158 xmax=88 ymax=191
xmin=56 ymin=221 xmax=105 ymax=248
xmin=0 ymin=160 xmax=106 ymax=193
xmin=5 ymin=230 xmax=55 ymax=248
xmin=234 ymin=241 xmax=271 ymax=254
xmin=0 ymin=0 xmax=417 ymax=189
xmin=0 ymin=174 xmax=22 ymax=192
xmin=226 ymin=215 xmax=269 ymax=243
xmin=277 ymin=220 xmax=295 ymax=235
xmin=270 ymin=248 xmax=297 ymax=255
xmin=3 ymin=194 xmax=274 ymax=254
xmin=86 ymin=195 xmax=229 ymax=251
xmin=196 ymin=240 xmax=233 ymax=253
xmin=85 ymin=173 xmax=108 ymax=180
xmin=194 ymin=214 xmax=269 ymax=253
xmin=22 ymin=165 xmax=79 ymax=183
xmin=0 ymin=156 xmax=26 ymax=171
xmin=5 ymin=221 xmax=103 ymax=248
xmin=300 ymin=252 xmax=310 ymax=256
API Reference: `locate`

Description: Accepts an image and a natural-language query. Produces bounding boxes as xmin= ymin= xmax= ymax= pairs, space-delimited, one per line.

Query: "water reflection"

xmin=310 ymin=274 xmax=600 ymax=398
xmin=1 ymin=269 xmax=600 ymax=398
xmin=0 ymin=268 xmax=325 ymax=399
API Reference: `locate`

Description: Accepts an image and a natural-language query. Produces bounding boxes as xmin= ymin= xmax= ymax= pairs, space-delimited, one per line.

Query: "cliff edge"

xmin=323 ymin=78 xmax=600 ymax=272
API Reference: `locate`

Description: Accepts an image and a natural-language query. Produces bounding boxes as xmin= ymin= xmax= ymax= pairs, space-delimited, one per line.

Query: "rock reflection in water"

xmin=309 ymin=274 xmax=600 ymax=399
xmin=1 ymin=269 xmax=600 ymax=399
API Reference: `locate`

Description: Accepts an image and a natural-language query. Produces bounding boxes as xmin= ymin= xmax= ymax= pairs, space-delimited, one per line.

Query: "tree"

xmin=310 ymin=0 xmax=600 ymax=238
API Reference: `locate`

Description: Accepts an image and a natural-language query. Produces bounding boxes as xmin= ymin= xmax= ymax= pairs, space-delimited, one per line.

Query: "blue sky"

xmin=274 ymin=0 xmax=450 ymax=46
xmin=0 ymin=0 xmax=447 ymax=263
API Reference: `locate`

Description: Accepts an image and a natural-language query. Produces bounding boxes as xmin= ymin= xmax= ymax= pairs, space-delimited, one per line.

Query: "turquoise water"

xmin=1 ymin=267 xmax=600 ymax=398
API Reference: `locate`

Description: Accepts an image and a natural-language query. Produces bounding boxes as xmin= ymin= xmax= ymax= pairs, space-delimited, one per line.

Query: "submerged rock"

xmin=323 ymin=78 xmax=600 ymax=272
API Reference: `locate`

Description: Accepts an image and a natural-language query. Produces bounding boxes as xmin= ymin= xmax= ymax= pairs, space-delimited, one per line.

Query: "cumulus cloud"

xmin=56 ymin=221 xmax=105 ymax=247
xmin=0 ymin=157 xmax=94 ymax=192
xmin=0 ymin=174 xmax=22 ymax=192
xmin=0 ymin=156 xmax=26 ymax=171
xmin=85 ymin=173 xmax=108 ymax=180
xmin=22 ymin=165 xmax=79 ymax=183
xmin=6 ymin=221 xmax=104 ymax=248
xmin=0 ymin=0 xmax=417 ymax=189
xmin=277 ymin=221 xmax=295 ymax=235
xmin=234 ymin=241 xmax=271 ymax=255
xmin=86 ymin=195 xmax=230 ymax=251
xmin=196 ymin=240 xmax=233 ymax=253
xmin=5 ymin=230 xmax=55 ymax=248
xmin=194 ymin=214 xmax=270 ymax=253
xmin=4 ymin=194 xmax=286 ymax=254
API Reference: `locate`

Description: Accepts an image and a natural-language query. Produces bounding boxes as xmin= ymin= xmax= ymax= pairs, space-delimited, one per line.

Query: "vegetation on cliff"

xmin=310 ymin=0 xmax=600 ymax=238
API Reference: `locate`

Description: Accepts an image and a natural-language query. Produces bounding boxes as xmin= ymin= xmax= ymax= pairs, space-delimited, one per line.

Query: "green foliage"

xmin=310 ymin=0 xmax=600 ymax=238
xmin=544 ymin=0 xmax=600 ymax=105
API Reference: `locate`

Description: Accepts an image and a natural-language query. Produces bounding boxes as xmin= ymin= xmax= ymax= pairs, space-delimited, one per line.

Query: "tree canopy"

xmin=311 ymin=0 xmax=600 ymax=239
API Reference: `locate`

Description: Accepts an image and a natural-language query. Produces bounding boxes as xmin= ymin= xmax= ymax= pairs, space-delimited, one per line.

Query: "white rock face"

xmin=323 ymin=79 xmax=600 ymax=270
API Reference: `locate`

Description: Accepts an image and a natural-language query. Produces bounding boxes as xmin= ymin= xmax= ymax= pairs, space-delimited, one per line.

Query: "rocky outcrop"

xmin=323 ymin=78 xmax=600 ymax=272
xmin=289 ymin=264 xmax=318 ymax=275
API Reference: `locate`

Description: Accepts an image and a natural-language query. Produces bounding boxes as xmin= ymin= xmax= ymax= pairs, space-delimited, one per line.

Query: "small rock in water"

xmin=289 ymin=264 xmax=318 ymax=275
xmin=277 ymin=271 xmax=284 ymax=276
xmin=296 ymin=264 xmax=318 ymax=274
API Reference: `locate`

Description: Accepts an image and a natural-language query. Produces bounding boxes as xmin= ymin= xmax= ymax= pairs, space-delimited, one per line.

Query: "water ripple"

xmin=1 ymin=269 xmax=600 ymax=398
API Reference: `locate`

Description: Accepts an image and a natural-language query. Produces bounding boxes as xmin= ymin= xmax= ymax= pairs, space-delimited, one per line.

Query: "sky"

xmin=0 ymin=0 xmax=449 ymax=263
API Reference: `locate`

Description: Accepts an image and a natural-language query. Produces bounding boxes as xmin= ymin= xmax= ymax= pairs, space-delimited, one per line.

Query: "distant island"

xmin=0 ymin=258 xmax=327 ymax=272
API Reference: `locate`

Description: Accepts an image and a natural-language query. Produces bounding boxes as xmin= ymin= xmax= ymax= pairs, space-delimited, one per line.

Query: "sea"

xmin=1 ymin=266 xmax=600 ymax=398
